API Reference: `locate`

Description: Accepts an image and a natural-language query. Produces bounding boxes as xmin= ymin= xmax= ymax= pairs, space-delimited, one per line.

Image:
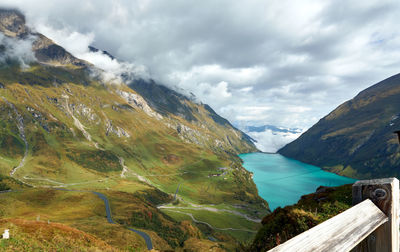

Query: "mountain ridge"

xmin=279 ymin=73 xmax=400 ymax=178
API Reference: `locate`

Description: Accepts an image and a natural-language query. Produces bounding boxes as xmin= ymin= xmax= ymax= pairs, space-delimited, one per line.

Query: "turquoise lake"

xmin=239 ymin=152 xmax=356 ymax=211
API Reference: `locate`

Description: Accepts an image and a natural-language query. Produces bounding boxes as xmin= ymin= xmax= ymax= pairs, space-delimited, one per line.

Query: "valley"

xmin=1 ymin=3 xmax=399 ymax=252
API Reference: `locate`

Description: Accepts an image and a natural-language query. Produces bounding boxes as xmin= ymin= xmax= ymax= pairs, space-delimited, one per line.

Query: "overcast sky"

xmin=2 ymin=0 xmax=400 ymax=130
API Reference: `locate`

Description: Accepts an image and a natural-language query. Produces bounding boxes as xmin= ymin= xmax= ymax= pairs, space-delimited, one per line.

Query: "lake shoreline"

xmin=241 ymin=151 xmax=357 ymax=180
xmin=239 ymin=152 xmax=356 ymax=211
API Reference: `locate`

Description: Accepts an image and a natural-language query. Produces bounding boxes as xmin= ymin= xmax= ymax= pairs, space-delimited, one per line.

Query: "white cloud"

xmin=1 ymin=0 xmax=400 ymax=135
xmin=238 ymin=86 xmax=253 ymax=92
xmin=0 ymin=33 xmax=36 ymax=68
xmin=248 ymin=130 xmax=302 ymax=153
xmin=167 ymin=64 xmax=266 ymax=88
xmin=32 ymin=22 xmax=150 ymax=84
xmin=34 ymin=24 xmax=95 ymax=55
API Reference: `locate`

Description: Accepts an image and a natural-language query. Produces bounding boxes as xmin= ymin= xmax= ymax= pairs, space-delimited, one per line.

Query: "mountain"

xmin=244 ymin=125 xmax=301 ymax=134
xmin=279 ymin=73 xmax=400 ymax=178
xmin=238 ymin=124 xmax=302 ymax=153
xmin=0 ymin=8 xmax=267 ymax=251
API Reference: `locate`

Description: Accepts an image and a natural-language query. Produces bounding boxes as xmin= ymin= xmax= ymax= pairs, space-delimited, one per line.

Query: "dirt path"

xmin=159 ymin=203 xmax=261 ymax=223
xmin=163 ymin=209 xmax=257 ymax=233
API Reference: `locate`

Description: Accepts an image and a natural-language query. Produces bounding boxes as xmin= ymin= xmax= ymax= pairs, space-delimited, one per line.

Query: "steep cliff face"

xmin=279 ymin=73 xmax=400 ymax=178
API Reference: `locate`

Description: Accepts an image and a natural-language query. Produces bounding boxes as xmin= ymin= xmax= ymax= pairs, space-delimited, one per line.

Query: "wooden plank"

xmin=268 ymin=199 xmax=387 ymax=252
xmin=352 ymin=178 xmax=399 ymax=252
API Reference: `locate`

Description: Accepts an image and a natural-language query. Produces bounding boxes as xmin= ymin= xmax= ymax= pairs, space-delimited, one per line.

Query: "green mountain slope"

xmin=279 ymin=73 xmax=400 ymax=178
xmin=0 ymin=8 xmax=267 ymax=250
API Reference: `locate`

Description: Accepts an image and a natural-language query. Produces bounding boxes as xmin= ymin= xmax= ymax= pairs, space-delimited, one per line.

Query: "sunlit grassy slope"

xmin=0 ymin=61 xmax=268 ymax=250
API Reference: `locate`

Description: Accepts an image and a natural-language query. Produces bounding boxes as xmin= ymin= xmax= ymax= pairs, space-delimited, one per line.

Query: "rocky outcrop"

xmin=0 ymin=9 xmax=89 ymax=67
xmin=116 ymin=90 xmax=163 ymax=120
xmin=0 ymin=9 xmax=27 ymax=37
xmin=33 ymin=34 xmax=89 ymax=67
xmin=105 ymin=119 xmax=130 ymax=138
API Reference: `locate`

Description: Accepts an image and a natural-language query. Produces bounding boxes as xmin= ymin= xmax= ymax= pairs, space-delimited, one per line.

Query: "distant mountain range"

xmin=279 ymin=73 xmax=400 ymax=179
xmin=245 ymin=124 xmax=302 ymax=134
xmin=238 ymin=124 xmax=303 ymax=153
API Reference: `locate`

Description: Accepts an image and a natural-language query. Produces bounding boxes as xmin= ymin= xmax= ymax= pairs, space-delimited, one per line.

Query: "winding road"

xmin=0 ymin=189 xmax=153 ymax=251
xmin=91 ymin=191 xmax=153 ymax=250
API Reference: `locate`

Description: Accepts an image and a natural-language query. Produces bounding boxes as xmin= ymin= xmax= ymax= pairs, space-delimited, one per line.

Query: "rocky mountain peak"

xmin=0 ymin=8 xmax=89 ymax=67
xmin=0 ymin=9 xmax=28 ymax=38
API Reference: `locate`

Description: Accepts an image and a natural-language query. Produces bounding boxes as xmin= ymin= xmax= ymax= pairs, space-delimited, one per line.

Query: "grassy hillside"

xmin=0 ymin=9 xmax=270 ymax=250
xmin=0 ymin=61 xmax=267 ymax=249
xmin=0 ymin=188 xmax=248 ymax=251
xmin=279 ymin=73 xmax=400 ymax=178
xmin=0 ymin=9 xmax=269 ymax=250
xmin=0 ymin=189 xmax=148 ymax=251
xmin=0 ymin=218 xmax=118 ymax=251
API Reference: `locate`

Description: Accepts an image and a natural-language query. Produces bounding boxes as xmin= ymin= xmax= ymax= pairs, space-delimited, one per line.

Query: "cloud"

xmin=0 ymin=33 xmax=36 ymax=68
xmin=32 ymin=21 xmax=150 ymax=84
xmin=1 ymin=1 xmax=400 ymax=148
xmin=247 ymin=130 xmax=303 ymax=153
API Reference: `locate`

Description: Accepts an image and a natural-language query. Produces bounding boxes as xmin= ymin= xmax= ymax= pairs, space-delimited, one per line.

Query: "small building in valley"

xmin=2 ymin=229 xmax=9 ymax=239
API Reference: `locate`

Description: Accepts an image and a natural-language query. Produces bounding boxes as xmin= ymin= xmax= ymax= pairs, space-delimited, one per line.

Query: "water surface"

xmin=239 ymin=152 xmax=356 ymax=211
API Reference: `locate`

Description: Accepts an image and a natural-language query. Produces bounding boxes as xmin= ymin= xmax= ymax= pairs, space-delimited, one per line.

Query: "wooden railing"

xmin=268 ymin=178 xmax=399 ymax=252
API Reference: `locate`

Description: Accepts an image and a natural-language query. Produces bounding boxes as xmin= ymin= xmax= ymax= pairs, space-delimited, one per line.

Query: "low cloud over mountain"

xmin=2 ymin=0 xmax=400 ymax=131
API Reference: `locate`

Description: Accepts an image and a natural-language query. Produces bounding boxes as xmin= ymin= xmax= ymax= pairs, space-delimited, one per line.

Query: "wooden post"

xmin=394 ymin=130 xmax=400 ymax=144
xmin=352 ymin=178 xmax=399 ymax=252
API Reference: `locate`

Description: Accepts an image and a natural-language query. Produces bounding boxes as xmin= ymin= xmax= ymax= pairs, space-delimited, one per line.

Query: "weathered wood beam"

xmin=268 ymin=199 xmax=387 ymax=252
xmin=352 ymin=178 xmax=399 ymax=252
xmin=394 ymin=130 xmax=400 ymax=144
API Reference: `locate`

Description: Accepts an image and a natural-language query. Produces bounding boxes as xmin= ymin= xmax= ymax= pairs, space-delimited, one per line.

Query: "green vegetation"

xmin=0 ymin=219 xmax=117 ymax=251
xmin=0 ymin=189 xmax=148 ymax=251
xmin=67 ymin=149 xmax=122 ymax=172
xmin=248 ymin=184 xmax=352 ymax=251
xmin=0 ymin=174 xmax=8 ymax=191
xmin=0 ymin=62 xmax=266 ymax=249
xmin=0 ymin=174 xmax=25 ymax=191
xmin=0 ymin=10 xmax=268 ymax=251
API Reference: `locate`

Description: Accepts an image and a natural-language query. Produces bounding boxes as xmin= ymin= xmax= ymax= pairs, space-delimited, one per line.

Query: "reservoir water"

xmin=239 ymin=152 xmax=356 ymax=211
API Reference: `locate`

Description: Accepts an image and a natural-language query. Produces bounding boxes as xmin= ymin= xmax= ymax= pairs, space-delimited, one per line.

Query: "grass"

xmin=0 ymin=218 xmax=118 ymax=251
xmin=0 ymin=78 xmax=262 ymax=212
xmin=0 ymin=61 xmax=267 ymax=250
xmin=0 ymin=189 xmax=148 ymax=251
xmin=161 ymin=208 xmax=260 ymax=243
xmin=66 ymin=149 xmax=122 ymax=172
